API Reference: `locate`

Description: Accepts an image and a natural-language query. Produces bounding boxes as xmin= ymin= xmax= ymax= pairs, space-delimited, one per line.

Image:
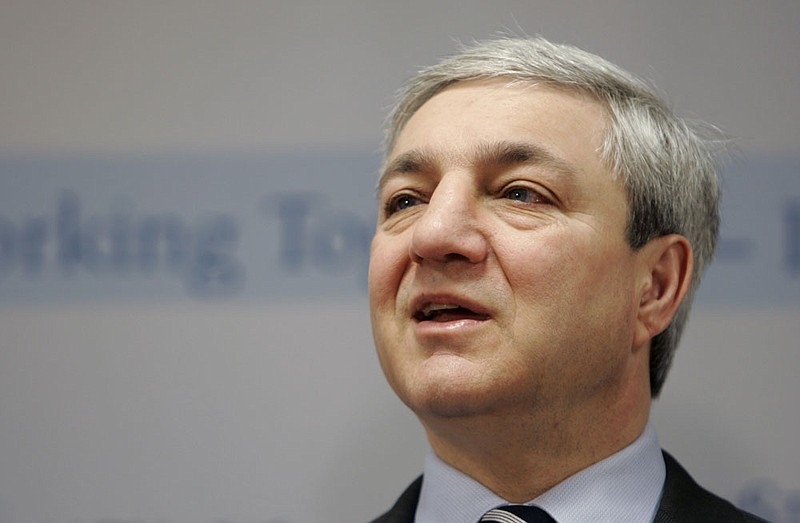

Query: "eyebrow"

xmin=383 ymin=149 xmax=436 ymax=177
xmin=378 ymin=140 xmax=580 ymax=193
xmin=475 ymin=141 xmax=579 ymax=176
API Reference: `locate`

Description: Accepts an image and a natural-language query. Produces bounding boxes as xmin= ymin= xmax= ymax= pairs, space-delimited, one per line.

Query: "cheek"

xmin=368 ymin=242 xmax=403 ymax=379
xmin=368 ymin=236 xmax=404 ymax=304
xmin=504 ymin=239 xmax=583 ymax=305
xmin=506 ymin=235 xmax=636 ymax=340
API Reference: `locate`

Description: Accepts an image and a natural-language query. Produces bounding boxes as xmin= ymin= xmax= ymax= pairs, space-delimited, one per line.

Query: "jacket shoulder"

xmin=655 ymin=451 xmax=771 ymax=523
xmin=369 ymin=476 xmax=423 ymax=523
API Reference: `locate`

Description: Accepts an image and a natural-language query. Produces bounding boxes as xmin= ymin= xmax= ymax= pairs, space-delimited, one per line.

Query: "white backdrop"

xmin=1 ymin=2 xmax=798 ymax=522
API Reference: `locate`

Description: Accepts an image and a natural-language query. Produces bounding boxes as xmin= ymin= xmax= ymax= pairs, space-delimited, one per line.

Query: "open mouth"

xmin=414 ymin=303 xmax=490 ymax=323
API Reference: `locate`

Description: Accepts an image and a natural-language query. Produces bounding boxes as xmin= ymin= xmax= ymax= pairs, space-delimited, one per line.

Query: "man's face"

xmin=369 ymin=79 xmax=650 ymax=422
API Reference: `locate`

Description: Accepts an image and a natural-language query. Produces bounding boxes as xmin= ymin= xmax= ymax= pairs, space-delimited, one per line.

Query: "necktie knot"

xmin=479 ymin=504 xmax=557 ymax=523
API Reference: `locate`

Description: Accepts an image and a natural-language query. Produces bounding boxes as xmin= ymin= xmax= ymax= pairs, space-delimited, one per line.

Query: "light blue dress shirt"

xmin=414 ymin=422 xmax=665 ymax=523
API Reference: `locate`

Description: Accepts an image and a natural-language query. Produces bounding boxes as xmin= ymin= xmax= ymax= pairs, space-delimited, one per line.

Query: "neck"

xmin=420 ymin=377 xmax=651 ymax=502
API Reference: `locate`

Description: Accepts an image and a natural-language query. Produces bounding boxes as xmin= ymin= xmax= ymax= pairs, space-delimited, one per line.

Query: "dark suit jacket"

xmin=370 ymin=451 xmax=769 ymax=522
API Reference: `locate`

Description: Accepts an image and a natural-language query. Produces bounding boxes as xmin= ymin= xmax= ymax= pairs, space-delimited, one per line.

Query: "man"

xmin=367 ymin=38 xmax=767 ymax=522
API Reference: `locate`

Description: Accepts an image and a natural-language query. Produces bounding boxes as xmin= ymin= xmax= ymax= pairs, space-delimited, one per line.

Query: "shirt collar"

xmin=414 ymin=422 xmax=665 ymax=523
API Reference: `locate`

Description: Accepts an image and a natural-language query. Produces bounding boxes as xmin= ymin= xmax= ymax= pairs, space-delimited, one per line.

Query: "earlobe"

xmin=633 ymin=234 xmax=693 ymax=349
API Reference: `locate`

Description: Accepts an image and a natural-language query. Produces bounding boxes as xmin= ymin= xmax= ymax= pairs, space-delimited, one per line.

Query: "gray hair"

xmin=384 ymin=37 xmax=723 ymax=397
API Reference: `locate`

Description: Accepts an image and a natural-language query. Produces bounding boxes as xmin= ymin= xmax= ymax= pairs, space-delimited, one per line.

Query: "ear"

xmin=633 ymin=234 xmax=694 ymax=350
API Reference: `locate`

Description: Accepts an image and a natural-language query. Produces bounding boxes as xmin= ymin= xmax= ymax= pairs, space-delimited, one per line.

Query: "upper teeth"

xmin=421 ymin=303 xmax=459 ymax=317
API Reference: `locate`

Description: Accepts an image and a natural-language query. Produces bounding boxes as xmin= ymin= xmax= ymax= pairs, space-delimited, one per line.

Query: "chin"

xmin=399 ymin=361 xmax=502 ymax=420
xmin=415 ymin=395 xmax=494 ymax=420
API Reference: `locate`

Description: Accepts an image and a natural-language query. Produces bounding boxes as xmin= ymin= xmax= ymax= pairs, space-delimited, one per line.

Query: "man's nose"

xmin=409 ymin=175 xmax=489 ymax=265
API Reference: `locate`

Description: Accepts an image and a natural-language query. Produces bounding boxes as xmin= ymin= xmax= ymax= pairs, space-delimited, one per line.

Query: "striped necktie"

xmin=479 ymin=504 xmax=557 ymax=523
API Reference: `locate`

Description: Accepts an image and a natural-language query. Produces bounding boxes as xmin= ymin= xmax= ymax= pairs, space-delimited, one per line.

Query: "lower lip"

xmin=414 ymin=317 xmax=489 ymax=336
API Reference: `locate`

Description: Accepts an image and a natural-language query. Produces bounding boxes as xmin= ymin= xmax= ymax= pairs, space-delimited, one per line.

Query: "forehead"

xmin=382 ymin=79 xmax=611 ymax=186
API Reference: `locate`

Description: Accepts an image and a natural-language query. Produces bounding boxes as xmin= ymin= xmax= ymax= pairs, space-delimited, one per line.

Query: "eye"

xmin=503 ymin=186 xmax=552 ymax=205
xmin=385 ymin=192 xmax=424 ymax=216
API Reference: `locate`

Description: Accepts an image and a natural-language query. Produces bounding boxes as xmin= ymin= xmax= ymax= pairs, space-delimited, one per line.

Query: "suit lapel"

xmin=370 ymin=476 xmax=422 ymax=523
xmin=654 ymin=451 xmax=760 ymax=523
